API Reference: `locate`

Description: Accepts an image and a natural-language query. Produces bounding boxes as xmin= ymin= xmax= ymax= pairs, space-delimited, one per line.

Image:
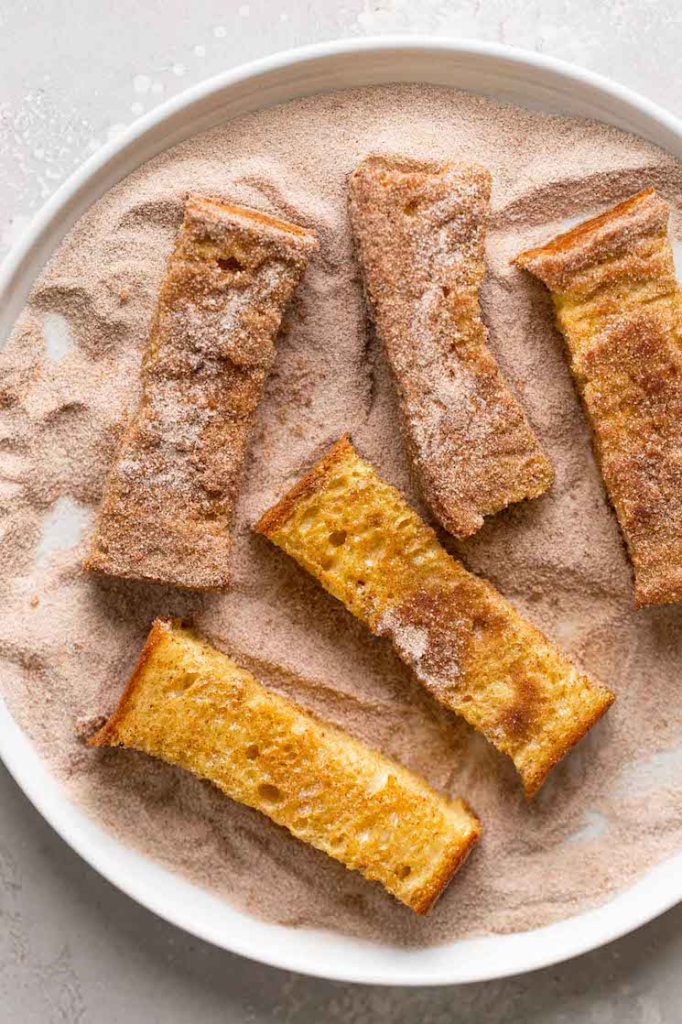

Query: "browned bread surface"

xmin=91 ymin=619 xmax=481 ymax=913
xmin=347 ymin=156 xmax=553 ymax=539
xmin=517 ymin=189 xmax=682 ymax=607
xmin=85 ymin=195 xmax=317 ymax=590
xmin=256 ymin=437 xmax=614 ymax=796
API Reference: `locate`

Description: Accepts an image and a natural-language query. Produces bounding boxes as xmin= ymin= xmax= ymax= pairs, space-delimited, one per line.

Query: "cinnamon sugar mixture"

xmin=1 ymin=85 xmax=682 ymax=946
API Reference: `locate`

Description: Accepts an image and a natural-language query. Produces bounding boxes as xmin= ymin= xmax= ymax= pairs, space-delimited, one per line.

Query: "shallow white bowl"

xmin=1 ymin=37 xmax=681 ymax=986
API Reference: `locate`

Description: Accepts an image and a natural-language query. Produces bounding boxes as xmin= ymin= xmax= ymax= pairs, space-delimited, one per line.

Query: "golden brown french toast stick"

xmin=517 ymin=189 xmax=682 ymax=607
xmin=91 ymin=620 xmax=480 ymax=913
xmin=85 ymin=195 xmax=317 ymax=590
xmin=256 ymin=437 xmax=614 ymax=796
xmin=348 ymin=156 xmax=553 ymax=538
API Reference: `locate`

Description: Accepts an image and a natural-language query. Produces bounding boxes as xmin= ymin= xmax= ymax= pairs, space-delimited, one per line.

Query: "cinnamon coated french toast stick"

xmin=91 ymin=619 xmax=480 ymax=913
xmin=256 ymin=437 xmax=614 ymax=796
xmin=517 ymin=188 xmax=682 ymax=607
xmin=348 ymin=156 xmax=553 ymax=538
xmin=86 ymin=195 xmax=317 ymax=589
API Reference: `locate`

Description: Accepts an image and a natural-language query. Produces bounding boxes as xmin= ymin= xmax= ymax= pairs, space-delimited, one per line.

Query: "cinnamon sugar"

xmin=1 ymin=84 xmax=682 ymax=946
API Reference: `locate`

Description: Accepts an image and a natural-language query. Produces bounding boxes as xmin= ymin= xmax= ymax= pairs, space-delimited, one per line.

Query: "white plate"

xmin=1 ymin=38 xmax=681 ymax=986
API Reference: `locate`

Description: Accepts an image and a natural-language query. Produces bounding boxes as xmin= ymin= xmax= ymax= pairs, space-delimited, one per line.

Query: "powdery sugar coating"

xmin=1 ymin=85 xmax=682 ymax=946
xmin=517 ymin=188 xmax=682 ymax=607
xmin=85 ymin=194 xmax=316 ymax=590
xmin=348 ymin=156 xmax=554 ymax=538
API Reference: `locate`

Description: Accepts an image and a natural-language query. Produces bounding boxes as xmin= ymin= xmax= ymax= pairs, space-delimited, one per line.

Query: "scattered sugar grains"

xmin=1 ymin=84 xmax=682 ymax=946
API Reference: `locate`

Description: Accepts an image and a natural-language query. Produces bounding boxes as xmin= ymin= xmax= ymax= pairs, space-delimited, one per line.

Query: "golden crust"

xmin=519 ymin=696 xmax=613 ymax=797
xmin=517 ymin=188 xmax=682 ymax=606
xmin=515 ymin=189 xmax=668 ymax=292
xmin=348 ymin=155 xmax=553 ymax=539
xmin=91 ymin=619 xmax=480 ymax=914
xmin=256 ymin=438 xmax=614 ymax=796
xmin=85 ymin=195 xmax=317 ymax=590
xmin=410 ymin=799 xmax=482 ymax=913
xmin=90 ymin=619 xmax=167 ymax=748
xmin=255 ymin=434 xmax=355 ymax=537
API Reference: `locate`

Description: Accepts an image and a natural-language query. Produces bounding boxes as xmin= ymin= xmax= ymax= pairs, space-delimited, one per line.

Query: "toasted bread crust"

xmin=92 ymin=619 xmax=480 ymax=913
xmin=90 ymin=619 xmax=168 ymax=748
xmin=255 ymin=434 xmax=355 ymax=537
xmin=348 ymin=156 xmax=553 ymax=539
xmin=85 ymin=195 xmax=317 ymax=590
xmin=515 ymin=188 xmax=665 ymax=290
xmin=256 ymin=438 xmax=614 ymax=795
xmin=520 ymin=696 xmax=613 ymax=797
xmin=410 ymin=797 xmax=482 ymax=913
xmin=517 ymin=189 xmax=682 ymax=607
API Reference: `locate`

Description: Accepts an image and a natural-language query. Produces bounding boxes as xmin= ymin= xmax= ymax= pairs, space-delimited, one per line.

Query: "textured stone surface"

xmin=2 ymin=2 xmax=682 ymax=1019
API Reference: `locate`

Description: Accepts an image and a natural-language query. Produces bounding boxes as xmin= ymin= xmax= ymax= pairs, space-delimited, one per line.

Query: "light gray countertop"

xmin=1 ymin=2 xmax=681 ymax=1020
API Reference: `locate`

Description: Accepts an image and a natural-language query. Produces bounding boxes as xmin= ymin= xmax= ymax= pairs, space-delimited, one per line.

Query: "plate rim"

xmin=1 ymin=35 xmax=681 ymax=986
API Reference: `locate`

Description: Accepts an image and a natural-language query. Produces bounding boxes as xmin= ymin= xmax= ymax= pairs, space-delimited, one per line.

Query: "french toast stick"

xmin=85 ymin=195 xmax=317 ymax=590
xmin=516 ymin=189 xmax=682 ymax=607
xmin=348 ymin=156 xmax=553 ymax=538
xmin=256 ymin=437 xmax=614 ymax=796
xmin=91 ymin=619 xmax=481 ymax=914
